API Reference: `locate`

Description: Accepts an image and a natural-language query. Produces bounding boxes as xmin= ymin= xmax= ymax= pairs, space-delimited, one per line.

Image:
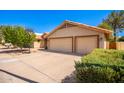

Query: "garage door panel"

xmin=76 ymin=36 xmax=98 ymax=54
xmin=49 ymin=38 xmax=72 ymax=52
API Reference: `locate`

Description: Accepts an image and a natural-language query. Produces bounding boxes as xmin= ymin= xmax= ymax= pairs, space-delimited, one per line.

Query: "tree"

xmin=2 ymin=25 xmax=36 ymax=53
xmin=13 ymin=26 xmax=36 ymax=53
xmin=14 ymin=26 xmax=26 ymax=51
xmin=23 ymin=28 xmax=36 ymax=53
xmin=104 ymin=10 xmax=124 ymax=41
xmin=0 ymin=26 xmax=4 ymax=44
xmin=118 ymin=36 xmax=124 ymax=41
xmin=98 ymin=22 xmax=112 ymax=30
xmin=2 ymin=26 xmax=17 ymax=45
xmin=0 ymin=26 xmax=18 ymax=48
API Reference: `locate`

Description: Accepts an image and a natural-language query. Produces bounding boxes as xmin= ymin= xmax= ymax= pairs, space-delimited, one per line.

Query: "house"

xmin=44 ymin=20 xmax=112 ymax=54
xmin=41 ymin=32 xmax=49 ymax=48
xmin=36 ymin=35 xmax=43 ymax=42
xmin=34 ymin=35 xmax=44 ymax=48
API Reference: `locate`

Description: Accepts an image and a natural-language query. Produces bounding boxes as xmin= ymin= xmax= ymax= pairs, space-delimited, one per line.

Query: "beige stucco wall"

xmin=34 ymin=42 xmax=41 ymax=48
xmin=49 ymin=38 xmax=72 ymax=52
xmin=48 ymin=26 xmax=106 ymax=49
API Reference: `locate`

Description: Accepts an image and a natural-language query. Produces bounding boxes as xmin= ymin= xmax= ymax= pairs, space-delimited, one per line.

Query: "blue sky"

xmin=0 ymin=10 xmax=123 ymax=36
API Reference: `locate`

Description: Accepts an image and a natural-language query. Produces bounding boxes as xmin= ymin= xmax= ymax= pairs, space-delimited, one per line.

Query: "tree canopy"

xmin=98 ymin=22 xmax=112 ymax=30
xmin=104 ymin=10 xmax=124 ymax=41
xmin=98 ymin=10 xmax=124 ymax=41
xmin=0 ymin=25 xmax=36 ymax=52
xmin=118 ymin=36 xmax=124 ymax=41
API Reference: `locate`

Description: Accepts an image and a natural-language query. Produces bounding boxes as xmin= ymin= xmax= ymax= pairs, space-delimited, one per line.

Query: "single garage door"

xmin=49 ymin=37 xmax=72 ymax=52
xmin=76 ymin=36 xmax=98 ymax=54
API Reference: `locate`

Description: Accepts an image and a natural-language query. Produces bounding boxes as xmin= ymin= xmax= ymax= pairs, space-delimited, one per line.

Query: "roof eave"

xmin=46 ymin=20 xmax=113 ymax=38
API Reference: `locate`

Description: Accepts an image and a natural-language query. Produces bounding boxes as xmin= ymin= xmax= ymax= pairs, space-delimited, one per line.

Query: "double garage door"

xmin=49 ymin=36 xmax=98 ymax=54
xmin=76 ymin=36 xmax=98 ymax=54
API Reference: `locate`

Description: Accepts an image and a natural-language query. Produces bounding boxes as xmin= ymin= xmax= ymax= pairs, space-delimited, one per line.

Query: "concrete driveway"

xmin=0 ymin=49 xmax=81 ymax=83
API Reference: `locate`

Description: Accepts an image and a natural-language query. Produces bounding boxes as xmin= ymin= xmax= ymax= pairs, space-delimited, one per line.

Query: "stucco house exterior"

xmin=44 ymin=20 xmax=112 ymax=54
xmin=33 ymin=35 xmax=43 ymax=48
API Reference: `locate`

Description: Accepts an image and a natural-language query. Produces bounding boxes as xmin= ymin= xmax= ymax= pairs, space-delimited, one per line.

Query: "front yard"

xmin=1 ymin=46 xmax=124 ymax=83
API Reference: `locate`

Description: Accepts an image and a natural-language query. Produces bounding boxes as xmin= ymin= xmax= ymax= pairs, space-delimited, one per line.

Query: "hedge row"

xmin=75 ymin=49 xmax=124 ymax=83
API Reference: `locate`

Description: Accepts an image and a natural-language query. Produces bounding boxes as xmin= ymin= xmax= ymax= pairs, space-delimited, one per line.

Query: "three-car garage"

xmin=45 ymin=20 xmax=112 ymax=54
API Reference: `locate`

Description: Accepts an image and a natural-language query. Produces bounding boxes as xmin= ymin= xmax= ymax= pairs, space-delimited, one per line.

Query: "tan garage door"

xmin=49 ymin=37 xmax=72 ymax=52
xmin=76 ymin=36 xmax=98 ymax=54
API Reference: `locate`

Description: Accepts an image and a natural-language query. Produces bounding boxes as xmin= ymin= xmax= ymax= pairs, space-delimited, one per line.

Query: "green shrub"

xmin=75 ymin=49 xmax=124 ymax=83
xmin=118 ymin=36 xmax=124 ymax=41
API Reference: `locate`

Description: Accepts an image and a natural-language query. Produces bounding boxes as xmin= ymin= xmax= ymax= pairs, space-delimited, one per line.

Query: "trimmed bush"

xmin=75 ymin=49 xmax=124 ymax=83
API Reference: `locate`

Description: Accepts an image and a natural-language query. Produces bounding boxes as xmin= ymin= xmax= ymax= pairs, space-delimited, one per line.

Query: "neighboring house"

xmin=44 ymin=20 xmax=112 ymax=54
xmin=34 ymin=35 xmax=43 ymax=48
xmin=36 ymin=35 xmax=43 ymax=42
xmin=41 ymin=32 xmax=49 ymax=48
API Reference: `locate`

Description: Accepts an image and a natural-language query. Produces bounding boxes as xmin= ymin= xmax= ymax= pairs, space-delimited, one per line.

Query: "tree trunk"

xmin=29 ymin=47 xmax=31 ymax=53
xmin=113 ymin=28 xmax=117 ymax=42
xmin=21 ymin=47 xmax=23 ymax=53
xmin=113 ymin=28 xmax=117 ymax=49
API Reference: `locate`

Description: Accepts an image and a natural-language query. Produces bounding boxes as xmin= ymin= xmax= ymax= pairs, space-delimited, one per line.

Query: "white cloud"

xmin=35 ymin=32 xmax=43 ymax=35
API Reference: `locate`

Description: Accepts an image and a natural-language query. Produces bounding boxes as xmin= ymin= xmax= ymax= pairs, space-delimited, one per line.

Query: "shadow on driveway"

xmin=61 ymin=71 xmax=77 ymax=83
xmin=0 ymin=48 xmax=30 ymax=54
xmin=0 ymin=69 xmax=38 ymax=83
xmin=38 ymin=49 xmax=82 ymax=57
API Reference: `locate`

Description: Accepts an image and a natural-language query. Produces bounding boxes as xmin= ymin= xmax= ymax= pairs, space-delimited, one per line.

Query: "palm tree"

xmin=104 ymin=10 xmax=124 ymax=41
